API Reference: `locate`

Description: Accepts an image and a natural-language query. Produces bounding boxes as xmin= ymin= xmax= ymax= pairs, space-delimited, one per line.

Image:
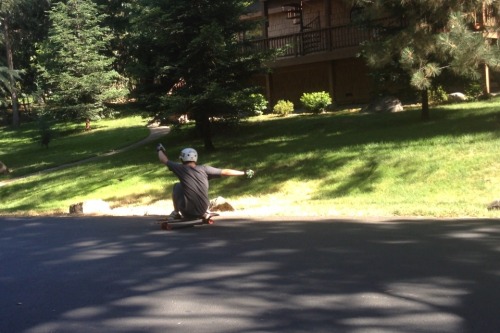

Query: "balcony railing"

xmin=247 ymin=25 xmax=379 ymax=58
xmin=247 ymin=9 xmax=497 ymax=59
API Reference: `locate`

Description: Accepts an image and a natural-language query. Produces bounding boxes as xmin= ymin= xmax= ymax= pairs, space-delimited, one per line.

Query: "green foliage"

xmin=229 ymin=92 xmax=268 ymax=117
xmin=300 ymin=91 xmax=332 ymax=113
xmin=465 ymin=82 xmax=483 ymax=100
xmin=358 ymin=0 xmax=500 ymax=118
xmin=0 ymin=66 xmax=20 ymax=95
xmin=429 ymin=85 xmax=448 ymax=104
xmin=215 ymin=90 xmax=269 ymax=118
xmin=126 ymin=0 xmax=269 ymax=149
xmin=2 ymin=98 xmax=500 ymax=217
xmin=37 ymin=115 xmax=52 ymax=148
xmin=35 ymin=0 xmax=128 ymax=121
xmin=2 ymin=0 xmax=52 ymax=96
xmin=158 ymin=95 xmax=193 ymax=121
xmin=273 ymin=99 xmax=294 ymax=116
xmin=248 ymin=93 xmax=268 ymax=116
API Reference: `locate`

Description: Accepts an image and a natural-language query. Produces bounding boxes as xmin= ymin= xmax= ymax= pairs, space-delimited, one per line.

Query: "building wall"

xmin=259 ymin=57 xmax=373 ymax=107
xmin=330 ymin=0 xmax=351 ymax=26
xmin=249 ymin=1 xmax=498 ymax=106
xmin=267 ymin=1 xmax=301 ymax=37
xmin=333 ymin=58 xmax=373 ymax=105
xmin=271 ymin=62 xmax=331 ymax=106
xmin=265 ymin=0 xmax=355 ymax=36
xmin=251 ymin=0 xmax=375 ymax=107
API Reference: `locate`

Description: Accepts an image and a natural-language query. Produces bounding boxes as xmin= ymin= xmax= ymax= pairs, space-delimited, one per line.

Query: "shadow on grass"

xmin=0 ymin=151 xmax=164 ymax=214
xmin=203 ymin=103 xmax=500 ymax=198
xmin=1 ymin=123 xmax=148 ymax=179
xmin=330 ymin=157 xmax=381 ymax=196
xmin=1 ymin=101 xmax=499 ymax=213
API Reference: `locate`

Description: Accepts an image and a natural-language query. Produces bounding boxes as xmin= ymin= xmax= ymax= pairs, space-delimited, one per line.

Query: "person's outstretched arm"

xmin=157 ymin=143 xmax=168 ymax=164
xmin=221 ymin=169 xmax=254 ymax=178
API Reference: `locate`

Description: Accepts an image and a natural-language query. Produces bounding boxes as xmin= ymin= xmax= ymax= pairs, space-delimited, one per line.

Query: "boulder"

xmin=209 ymin=196 xmax=235 ymax=212
xmin=69 ymin=199 xmax=111 ymax=215
xmin=362 ymin=96 xmax=404 ymax=113
xmin=0 ymin=161 xmax=10 ymax=174
xmin=448 ymin=92 xmax=467 ymax=102
xmin=487 ymin=200 xmax=500 ymax=211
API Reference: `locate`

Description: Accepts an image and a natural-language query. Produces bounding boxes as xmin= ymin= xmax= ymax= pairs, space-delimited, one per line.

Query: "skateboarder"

xmin=157 ymin=143 xmax=254 ymax=220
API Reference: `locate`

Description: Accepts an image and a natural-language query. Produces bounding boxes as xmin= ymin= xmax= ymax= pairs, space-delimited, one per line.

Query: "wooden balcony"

xmin=246 ymin=7 xmax=498 ymax=61
xmin=247 ymin=25 xmax=378 ymax=59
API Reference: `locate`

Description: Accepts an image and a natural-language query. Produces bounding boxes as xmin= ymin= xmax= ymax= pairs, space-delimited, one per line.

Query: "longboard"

xmin=159 ymin=213 xmax=219 ymax=230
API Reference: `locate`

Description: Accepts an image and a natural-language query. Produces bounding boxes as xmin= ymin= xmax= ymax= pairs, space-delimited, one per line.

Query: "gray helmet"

xmin=179 ymin=148 xmax=198 ymax=162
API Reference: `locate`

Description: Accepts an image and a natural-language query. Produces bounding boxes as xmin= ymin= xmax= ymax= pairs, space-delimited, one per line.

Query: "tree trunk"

xmin=421 ymin=89 xmax=430 ymax=121
xmin=195 ymin=113 xmax=215 ymax=151
xmin=3 ymin=16 xmax=20 ymax=127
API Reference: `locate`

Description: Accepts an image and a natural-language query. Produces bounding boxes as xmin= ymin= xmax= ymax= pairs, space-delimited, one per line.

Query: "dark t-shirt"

xmin=166 ymin=161 xmax=222 ymax=216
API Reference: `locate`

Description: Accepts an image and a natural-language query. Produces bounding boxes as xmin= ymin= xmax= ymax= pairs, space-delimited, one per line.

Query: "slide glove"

xmin=244 ymin=169 xmax=255 ymax=179
xmin=156 ymin=143 xmax=166 ymax=152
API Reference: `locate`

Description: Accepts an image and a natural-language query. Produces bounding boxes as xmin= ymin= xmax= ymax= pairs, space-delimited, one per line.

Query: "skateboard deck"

xmin=159 ymin=213 xmax=219 ymax=230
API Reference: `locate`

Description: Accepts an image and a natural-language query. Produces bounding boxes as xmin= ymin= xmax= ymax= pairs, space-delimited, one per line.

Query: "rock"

xmin=209 ymin=196 xmax=235 ymax=212
xmin=448 ymin=92 xmax=467 ymax=102
xmin=69 ymin=203 xmax=83 ymax=214
xmin=487 ymin=200 xmax=500 ymax=211
xmin=0 ymin=161 xmax=10 ymax=174
xmin=362 ymin=96 xmax=404 ymax=113
xmin=69 ymin=199 xmax=111 ymax=215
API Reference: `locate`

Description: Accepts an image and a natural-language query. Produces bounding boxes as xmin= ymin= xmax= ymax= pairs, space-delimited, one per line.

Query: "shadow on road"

xmin=1 ymin=216 xmax=499 ymax=333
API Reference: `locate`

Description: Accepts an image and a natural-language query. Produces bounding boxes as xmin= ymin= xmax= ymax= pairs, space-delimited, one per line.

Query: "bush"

xmin=37 ymin=115 xmax=53 ymax=148
xmin=273 ymin=100 xmax=294 ymax=116
xmin=248 ymin=93 xmax=268 ymax=116
xmin=465 ymin=82 xmax=483 ymax=101
xmin=429 ymin=85 xmax=448 ymax=104
xmin=300 ymin=91 xmax=332 ymax=113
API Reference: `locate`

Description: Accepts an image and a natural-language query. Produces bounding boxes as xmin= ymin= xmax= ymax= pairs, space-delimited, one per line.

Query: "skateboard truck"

xmin=160 ymin=212 xmax=220 ymax=230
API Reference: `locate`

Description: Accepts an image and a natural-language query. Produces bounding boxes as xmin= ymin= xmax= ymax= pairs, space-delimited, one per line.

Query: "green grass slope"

xmin=0 ymin=99 xmax=499 ymax=218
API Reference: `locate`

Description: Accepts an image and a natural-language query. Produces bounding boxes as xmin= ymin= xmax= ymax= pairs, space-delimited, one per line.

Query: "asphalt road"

xmin=1 ymin=216 xmax=500 ymax=333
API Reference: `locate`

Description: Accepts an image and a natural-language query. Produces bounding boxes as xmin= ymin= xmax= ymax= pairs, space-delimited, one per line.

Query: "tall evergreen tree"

xmin=0 ymin=0 xmax=51 ymax=126
xmin=93 ymin=0 xmax=133 ymax=76
xmin=127 ymin=0 xmax=269 ymax=150
xmin=0 ymin=0 xmax=24 ymax=127
xmin=0 ymin=65 xmax=20 ymax=95
xmin=36 ymin=0 xmax=128 ymax=121
xmin=353 ymin=0 xmax=500 ymax=120
xmin=12 ymin=0 xmax=52 ymax=102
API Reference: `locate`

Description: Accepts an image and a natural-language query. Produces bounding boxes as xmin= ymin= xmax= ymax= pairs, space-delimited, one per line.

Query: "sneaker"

xmin=202 ymin=211 xmax=219 ymax=223
xmin=168 ymin=211 xmax=182 ymax=220
xmin=202 ymin=212 xmax=210 ymax=221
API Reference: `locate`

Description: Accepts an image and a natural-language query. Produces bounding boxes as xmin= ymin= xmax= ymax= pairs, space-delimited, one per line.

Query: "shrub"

xmin=249 ymin=93 xmax=268 ymax=116
xmin=37 ymin=115 xmax=53 ymax=148
xmin=273 ymin=100 xmax=294 ymax=116
xmin=300 ymin=91 xmax=332 ymax=113
xmin=465 ymin=82 xmax=483 ymax=101
xmin=429 ymin=85 xmax=448 ymax=104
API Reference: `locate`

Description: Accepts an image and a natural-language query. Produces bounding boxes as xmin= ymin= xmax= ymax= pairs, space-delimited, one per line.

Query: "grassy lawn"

xmin=1 ymin=98 xmax=499 ymax=218
xmin=0 ymin=115 xmax=149 ymax=178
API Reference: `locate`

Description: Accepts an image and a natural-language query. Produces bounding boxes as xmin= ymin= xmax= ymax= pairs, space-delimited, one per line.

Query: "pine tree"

xmin=354 ymin=0 xmax=500 ymax=120
xmin=0 ymin=0 xmax=23 ymax=127
xmin=127 ymin=0 xmax=268 ymax=150
xmin=0 ymin=65 xmax=20 ymax=95
xmin=0 ymin=0 xmax=51 ymax=126
xmin=36 ymin=0 xmax=128 ymax=121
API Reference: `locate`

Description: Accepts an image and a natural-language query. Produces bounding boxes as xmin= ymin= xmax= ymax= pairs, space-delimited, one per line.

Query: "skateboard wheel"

xmin=161 ymin=222 xmax=172 ymax=230
xmin=207 ymin=219 xmax=214 ymax=225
